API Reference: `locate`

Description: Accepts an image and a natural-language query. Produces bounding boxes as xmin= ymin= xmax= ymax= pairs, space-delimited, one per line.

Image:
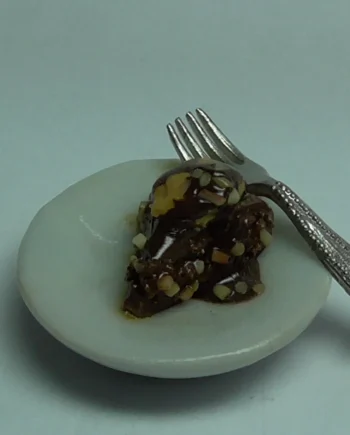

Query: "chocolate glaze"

xmin=123 ymin=161 xmax=274 ymax=318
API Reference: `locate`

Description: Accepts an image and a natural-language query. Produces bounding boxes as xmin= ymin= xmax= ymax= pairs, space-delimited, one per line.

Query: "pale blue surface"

xmin=1 ymin=1 xmax=350 ymax=434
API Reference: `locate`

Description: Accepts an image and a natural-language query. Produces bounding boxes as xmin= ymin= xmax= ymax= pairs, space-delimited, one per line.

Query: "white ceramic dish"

xmin=18 ymin=159 xmax=331 ymax=379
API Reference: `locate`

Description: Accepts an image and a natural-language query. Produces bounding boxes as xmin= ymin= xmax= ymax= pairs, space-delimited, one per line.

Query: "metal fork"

xmin=167 ymin=108 xmax=350 ymax=295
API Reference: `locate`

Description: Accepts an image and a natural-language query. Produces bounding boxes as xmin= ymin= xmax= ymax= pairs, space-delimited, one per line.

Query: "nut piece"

xmin=199 ymin=172 xmax=212 ymax=187
xmin=195 ymin=211 xmax=217 ymax=227
xmin=227 ymin=188 xmax=240 ymax=205
xmin=157 ymin=274 xmax=174 ymax=291
xmin=235 ymin=281 xmax=248 ymax=294
xmin=164 ymin=282 xmax=181 ymax=297
xmin=130 ymin=255 xmax=143 ymax=273
xmin=211 ymin=249 xmax=231 ymax=264
xmin=180 ymin=280 xmax=199 ymax=301
xmin=238 ymin=180 xmax=246 ymax=196
xmin=213 ymin=177 xmax=232 ymax=189
xmin=194 ymin=259 xmax=205 ymax=275
xmin=231 ymin=242 xmax=245 ymax=256
xmin=192 ymin=168 xmax=204 ymax=178
xmin=213 ymin=284 xmax=231 ymax=301
xmin=252 ymin=283 xmax=265 ymax=295
xmin=260 ymin=228 xmax=272 ymax=247
xmin=132 ymin=233 xmax=147 ymax=250
xmin=198 ymin=189 xmax=226 ymax=206
xmin=130 ymin=254 xmax=138 ymax=263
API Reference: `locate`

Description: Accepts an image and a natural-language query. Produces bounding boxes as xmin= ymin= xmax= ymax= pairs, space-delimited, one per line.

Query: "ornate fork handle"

xmin=255 ymin=181 xmax=350 ymax=294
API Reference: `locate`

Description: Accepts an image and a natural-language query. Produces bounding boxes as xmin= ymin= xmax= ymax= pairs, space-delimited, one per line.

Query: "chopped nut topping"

xmin=192 ymin=168 xmax=204 ymax=178
xmin=260 ymin=228 xmax=272 ymax=247
xmin=199 ymin=172 xmax=212 ymax=187
xmin=132 ymin=233 xmax=147 ymax=250
xmin=130 ymin=254 xmax=143 ymax=272
xmin=213 ymin=284 xmax=231 ymax=301
xmin=194 ymin=259 xmax=205 ymax=275
xmin=179 ymin=289 xmax=193 ymax=301
xmin=252 ymin=283 xmax=265 ymax=294
xmin=124 ymin=162 xmax=274 ymax=318
xmin=213 ymin=177 xmax=232 ymax=189
xmin=227 ymin=188 xmax=240 ymax=205
xmin=198 ymin=189 xmax=226 ymax=206
xmin=238 ymin=181 xmax=246 ymax=196
xmin=235 ymin=281 xmax=248 ymax=294
xmin=231 ymin=242 xmax=245 ymax=256
xmin=179 ymin=280 xmax=199 ymax=301
xmin=211 ymin=249 xmax=231 ymax=264
xmin=130 ymin=255 xmax=138 ymax=263
xmin=157 ymin=274 xmax=174 ymax=291
xmin=195 ymin=211 xmax=217 ymax=227
xmin=164 ymin=282 xmax=181 ymax=297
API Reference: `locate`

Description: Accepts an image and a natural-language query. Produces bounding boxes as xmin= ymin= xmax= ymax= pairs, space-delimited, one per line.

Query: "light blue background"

xmin=1 ymin=1 xmax=350 ymax=434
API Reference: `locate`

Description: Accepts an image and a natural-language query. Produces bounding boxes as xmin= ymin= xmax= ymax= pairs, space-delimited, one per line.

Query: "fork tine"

xmin=166 ymin=124 xmax=194 ymax=161
xmin=175 ymin=118 xmax=207 ymax=159
xmin=196 ymin=108 xmax=245 ymax=163
xmin=186 ymin=112 xmax=242 ymax=164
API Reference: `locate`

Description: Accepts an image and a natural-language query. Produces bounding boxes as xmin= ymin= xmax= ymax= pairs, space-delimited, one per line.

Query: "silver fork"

xmin=167 ymin=108 xmax=350 ymax=295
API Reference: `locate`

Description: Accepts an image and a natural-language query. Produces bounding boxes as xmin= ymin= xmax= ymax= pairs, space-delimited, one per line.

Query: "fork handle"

xmin=255 ymin=181 xmax=350 ymax=294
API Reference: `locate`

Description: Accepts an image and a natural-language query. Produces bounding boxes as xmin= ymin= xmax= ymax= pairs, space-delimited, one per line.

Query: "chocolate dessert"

xmin=123 ymin=160 xmax=274 ymax=318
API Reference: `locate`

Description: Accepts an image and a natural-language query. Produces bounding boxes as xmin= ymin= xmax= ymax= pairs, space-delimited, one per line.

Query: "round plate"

xmin=18 ymin=159 xmax=331 ymax=379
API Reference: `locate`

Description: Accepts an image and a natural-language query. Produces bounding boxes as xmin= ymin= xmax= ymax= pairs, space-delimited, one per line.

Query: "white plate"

xmin=18 ymin=159 xmax=331 ymax=379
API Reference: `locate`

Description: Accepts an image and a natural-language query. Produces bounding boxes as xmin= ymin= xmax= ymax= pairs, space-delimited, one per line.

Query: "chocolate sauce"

xmin=123 ymin=161 xmax=274 ymax=318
